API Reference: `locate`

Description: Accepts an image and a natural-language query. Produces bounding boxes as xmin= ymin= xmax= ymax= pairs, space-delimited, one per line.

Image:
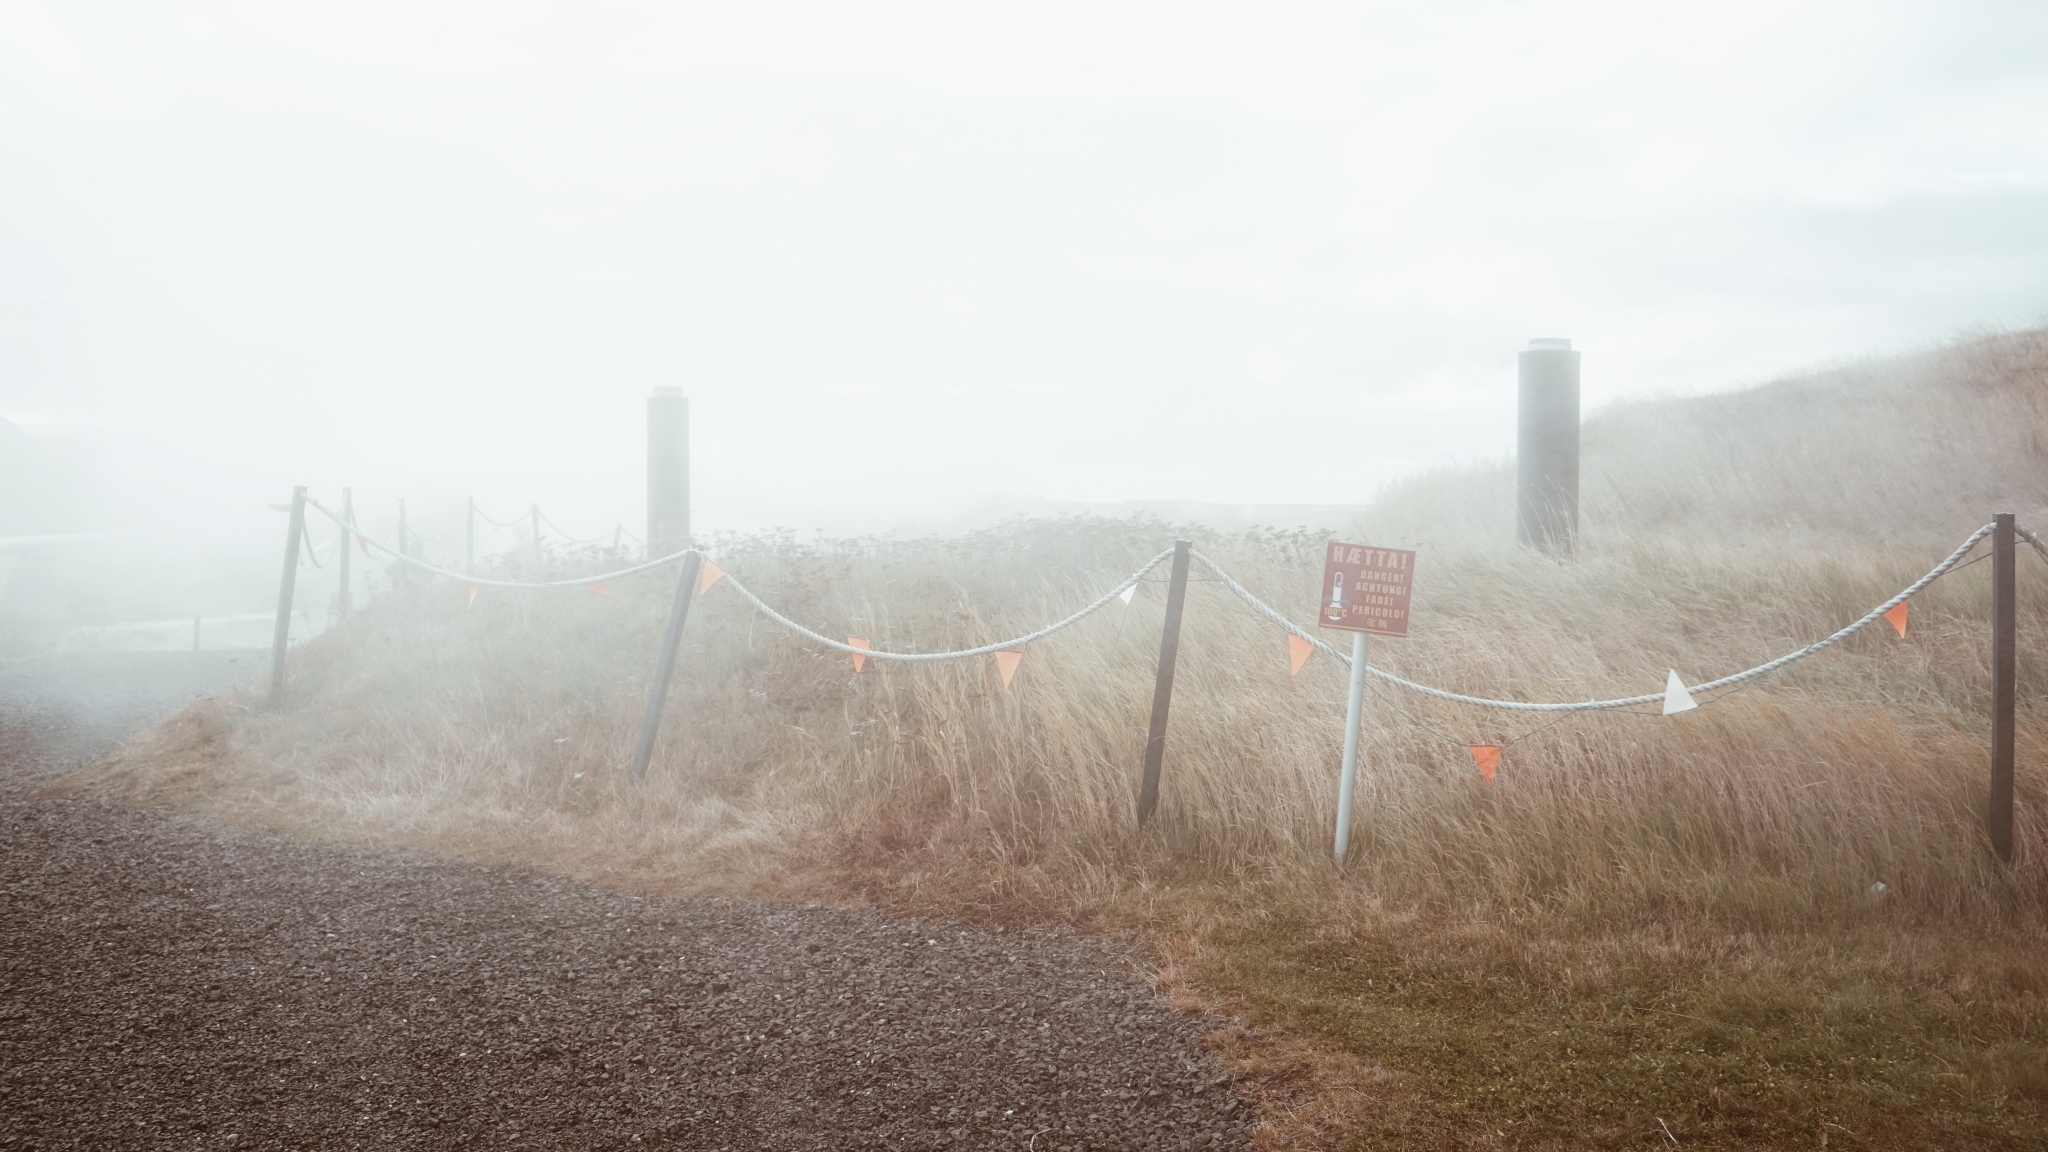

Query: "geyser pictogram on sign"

xmin=1319 ymin=542 xmax=1416 ymax=638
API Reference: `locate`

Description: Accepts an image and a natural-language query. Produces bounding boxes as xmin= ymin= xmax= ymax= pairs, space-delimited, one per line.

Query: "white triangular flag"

xmin=1117 ymin=585 xmax=1136 ymax=605
xmin=1662 ymin=669 xmax=1697 ymax=715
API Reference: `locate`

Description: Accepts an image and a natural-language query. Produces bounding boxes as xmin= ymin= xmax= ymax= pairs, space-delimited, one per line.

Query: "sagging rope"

xmin=470 ymin=502 xmax=635 ymax=550
xmin=309 ymin=489 xmax=2010 ymax=700
xmin=2023 ymin=525 xmax=2048 ymax=570
xmin=1191 ymin=521 xmax=1999 ymax=713
xmin=470 ymin=502 xmax=525 ymax=530
xmin=471 ymin=502 xmax=615 ymax=546
xmin=713 ymin=548 xmax=1177 ymax=663
xmin=307 ymin=498 xmax=693 ymax=588
xmin=309 ymin=495 xmax=1175 ymax=661
xmin=539 ymin=510 xmax=625 ymax=548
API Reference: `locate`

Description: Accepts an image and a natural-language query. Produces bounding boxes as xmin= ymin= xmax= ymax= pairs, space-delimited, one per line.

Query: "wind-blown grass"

xmin=79 ymin=327 xmax=2048 ymax=1148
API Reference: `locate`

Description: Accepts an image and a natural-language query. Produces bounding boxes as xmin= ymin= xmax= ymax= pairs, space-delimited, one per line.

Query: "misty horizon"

xmin=5 ymin=1 xmax=2047 ymax=542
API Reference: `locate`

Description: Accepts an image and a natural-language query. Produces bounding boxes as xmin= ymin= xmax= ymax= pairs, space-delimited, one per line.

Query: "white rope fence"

xmin=714 ymin=548 xmax=1175 ymax=662
xmin=279 ymin=489 xmax=2044 ymax=843
xmin=2023 ymin=525 xmax=2048 ymax=570
xmin=311 ymin=496 xmax=1174 ymax=662
xmin=307 ymin=498 xmax=692 ymax=588
xmin=308 ymin=491 xmax=2013 ymax=708
xmin=1192 ymin=521 xmax=2000 ymax=713
xmin=539 ymin=509 xmax=629 ymax=547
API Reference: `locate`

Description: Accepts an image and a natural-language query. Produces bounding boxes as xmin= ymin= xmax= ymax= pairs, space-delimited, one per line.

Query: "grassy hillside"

xmin=80 ymin=327 xmax=2048 ymax=1149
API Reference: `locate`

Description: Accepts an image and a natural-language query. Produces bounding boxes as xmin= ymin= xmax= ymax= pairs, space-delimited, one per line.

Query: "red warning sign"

xmin=1318 ymin=541 xmax=1416 ymax=638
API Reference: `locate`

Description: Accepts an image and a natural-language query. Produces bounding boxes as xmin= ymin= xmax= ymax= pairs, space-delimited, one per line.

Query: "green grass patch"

xmin=1197 ymin=913 xmax=2048 ymax=1149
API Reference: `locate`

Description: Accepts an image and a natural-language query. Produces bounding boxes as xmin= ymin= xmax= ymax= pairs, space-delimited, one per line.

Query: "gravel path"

xmin=0 ymin=654 xmax=1253 ymax=1150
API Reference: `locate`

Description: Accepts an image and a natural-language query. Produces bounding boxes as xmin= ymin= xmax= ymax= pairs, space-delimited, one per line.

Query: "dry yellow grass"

xmin=74 ymin=326 xmax=2048 ymax=1148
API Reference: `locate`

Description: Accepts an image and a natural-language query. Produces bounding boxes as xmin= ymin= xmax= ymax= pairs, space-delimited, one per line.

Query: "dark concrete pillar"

xmin=1516 ymin=338 xmax=1580 ymax=557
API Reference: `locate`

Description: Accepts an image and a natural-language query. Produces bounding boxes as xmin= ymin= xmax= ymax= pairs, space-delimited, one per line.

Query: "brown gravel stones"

xmin=0 ymin=656 xmax=1253 ymax=1150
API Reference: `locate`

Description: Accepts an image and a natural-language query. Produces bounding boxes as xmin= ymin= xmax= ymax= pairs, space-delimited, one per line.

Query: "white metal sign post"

xmin=1335 ymin=629 xmax=1371 ymax=864
xmin=1319 ymin=541 xmax=1416 ymax=864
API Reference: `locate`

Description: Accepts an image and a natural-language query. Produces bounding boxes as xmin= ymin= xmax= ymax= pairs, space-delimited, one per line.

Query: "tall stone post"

xmin=1516 ymin=338 xmax=1580 ymax=557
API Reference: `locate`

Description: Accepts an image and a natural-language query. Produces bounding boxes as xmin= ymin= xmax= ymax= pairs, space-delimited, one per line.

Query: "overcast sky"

xmin=4 ymin=0 xmax=2046 ymax=539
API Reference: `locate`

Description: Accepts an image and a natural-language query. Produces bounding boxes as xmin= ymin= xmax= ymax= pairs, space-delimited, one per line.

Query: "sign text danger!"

xmin=1319 ymin=541 xmax=1416 ymax=638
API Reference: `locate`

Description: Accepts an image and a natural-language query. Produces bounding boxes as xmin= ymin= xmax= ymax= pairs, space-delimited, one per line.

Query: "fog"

xmin=4 ymin=1 xmax=2048 ymax=635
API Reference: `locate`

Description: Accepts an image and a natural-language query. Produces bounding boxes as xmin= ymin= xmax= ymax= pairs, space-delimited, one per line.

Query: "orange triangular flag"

xmin=585 ymin=581 xmax=613 ymax=599
xmin=1883 ymin=600 xmax=1908 ymax=638
xmin=698 ymin=560 xmax=726 ymax=595
xmin=465 ymin=582 xmax=479 ymax=608
xmin=995 ymin=649 xmax=1022 ymax=688
xmin=1287 ymin=634 xmax=1314 ymax=676
xmin=1469 ymin=745 xmax=1501 ymax=784
xmin=358 ymin=533 xmax=374 ymax=557
xmin=848 ymin=636 xmax=869 ymax=673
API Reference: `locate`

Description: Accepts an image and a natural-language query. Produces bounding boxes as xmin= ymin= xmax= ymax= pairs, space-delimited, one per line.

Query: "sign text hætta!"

xmin=1319 ymin=542 xmax=1416 ymax=637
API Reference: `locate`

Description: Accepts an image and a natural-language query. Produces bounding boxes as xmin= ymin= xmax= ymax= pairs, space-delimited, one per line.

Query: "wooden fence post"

xmin=632 ymin=552 xmax=705 ymax=780
xmin=1992 ymin=512 xmax=2016 ymax=863
xmin=1137 ymin=539 xmax=1193 ymax=827
xmin=268 ymin=486 xmax=307 ymax=705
